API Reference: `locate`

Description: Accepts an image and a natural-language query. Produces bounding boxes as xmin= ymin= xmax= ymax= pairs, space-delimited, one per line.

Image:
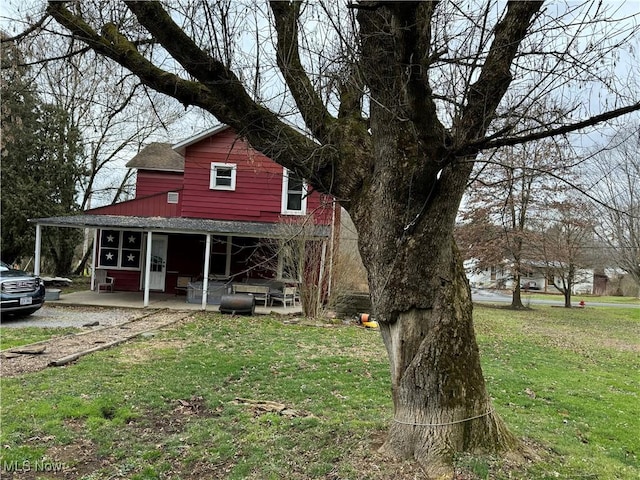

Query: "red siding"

xmin=90 ymin=128 xmax=334 ymax=227
xmin=88 ymin=191 xmax=181 ymax=217
xmin=136 ymin=171 xmax=184 ymax=198
xmin=104 ymin=269 xmax=141 ymax=292
xmin=180 ymin=129 xmax=333 ymax=225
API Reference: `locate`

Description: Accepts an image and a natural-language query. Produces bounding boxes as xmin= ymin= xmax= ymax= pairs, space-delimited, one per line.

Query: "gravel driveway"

xmin=0 ymin=304 xmax=141 ymax=329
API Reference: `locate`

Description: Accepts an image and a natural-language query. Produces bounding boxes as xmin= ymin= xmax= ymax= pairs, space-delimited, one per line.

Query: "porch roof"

xmin=30 ymin=214 xmax=331 ymax=239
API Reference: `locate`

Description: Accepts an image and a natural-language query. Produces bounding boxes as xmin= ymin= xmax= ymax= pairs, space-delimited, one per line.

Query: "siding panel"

xmin=180 ymin=129 xmax=333 ymax=225
xmin=136 ymin=171 xmax=183 ymax=198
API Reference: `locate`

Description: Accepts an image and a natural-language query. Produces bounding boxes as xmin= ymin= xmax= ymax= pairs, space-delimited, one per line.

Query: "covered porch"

xmin=30 ymin=214 xmax=332 ymax=310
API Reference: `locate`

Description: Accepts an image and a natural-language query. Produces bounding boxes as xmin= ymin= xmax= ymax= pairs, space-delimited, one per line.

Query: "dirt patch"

xmin=0 ymin=310 xmax=194 ymax=377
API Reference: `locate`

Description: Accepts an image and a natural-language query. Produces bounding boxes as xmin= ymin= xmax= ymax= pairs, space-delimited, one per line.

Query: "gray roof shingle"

xmin=30 ymin=214 xmax=330 ymax=239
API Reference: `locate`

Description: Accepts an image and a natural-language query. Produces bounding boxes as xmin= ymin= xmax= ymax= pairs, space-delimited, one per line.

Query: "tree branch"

xmin=468 ymin=102 xmax=640 ymax=152
xmin=46 ymin=1 xmax=336 ymax=192
xmin=269 ymin=1 xmax=335 ymax=143
xmin=0 ymin=15 xmax=50 ymax=43
xmin=454 ymin=1 xmax=543 ymax=144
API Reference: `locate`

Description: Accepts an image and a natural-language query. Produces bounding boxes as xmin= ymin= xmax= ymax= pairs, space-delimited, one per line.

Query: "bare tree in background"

xmin=459 ymin=132 xmax=574 ymax=308
xmin=588 ymin=123 xmax=640 ymax=297
xmin=530 ymin=195 xmax=597 ymax=307
xmin=7 ymin=1 xmax=638 ymax=475
xmin=2 ymin=4 xmax=197 ymax=273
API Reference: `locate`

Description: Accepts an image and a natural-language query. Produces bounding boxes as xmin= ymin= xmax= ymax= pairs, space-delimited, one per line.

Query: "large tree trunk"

xmin=349 ymin=127 xmax=519 ymax=477
xmin=376 ymin=243 xmax=517 ymax=478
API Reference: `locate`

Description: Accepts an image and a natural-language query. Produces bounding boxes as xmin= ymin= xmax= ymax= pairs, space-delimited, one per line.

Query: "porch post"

xmin=225 ymin=235 xmax=232 ymax=277
xmin=91 ymin=229 xmax=98 ymax=290
xmin=144 ymin=231 xmax=153 ymax=307
xmin=326 ymin=201 xmax=337 ymax=298
xmin=202 ymin=233 xmax=212 ymax=310
xmin=34 ymin=224 xmax=42 ymax=276
xmin=317 ymin=241 xmax=327 ymax=308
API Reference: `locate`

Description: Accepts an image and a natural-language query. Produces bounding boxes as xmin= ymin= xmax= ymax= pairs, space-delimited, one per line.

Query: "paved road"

xmin=471 ymin=289 xmax=640 ymax=309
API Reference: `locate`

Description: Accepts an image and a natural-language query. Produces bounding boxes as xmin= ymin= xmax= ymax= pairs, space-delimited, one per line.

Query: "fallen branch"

xmin=9 ymin=345 xmax=47 ymax=355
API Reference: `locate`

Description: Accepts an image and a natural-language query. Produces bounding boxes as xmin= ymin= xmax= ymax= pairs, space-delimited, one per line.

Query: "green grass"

xmin=0 ymin=306 xmax=638 ymax=479
xmin=0 ymin=326 xmax=80 ymax=350
xmin=474 ymin=305 xmax=639 ymax=479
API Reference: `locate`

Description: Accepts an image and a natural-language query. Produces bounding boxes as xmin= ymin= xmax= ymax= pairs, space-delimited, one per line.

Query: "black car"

xmin=0 ymin=261 xmax=46 ymax=317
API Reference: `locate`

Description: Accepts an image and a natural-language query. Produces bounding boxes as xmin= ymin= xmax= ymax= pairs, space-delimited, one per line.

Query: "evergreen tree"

xmin=1 ymin=37 xmax=84 ymax=274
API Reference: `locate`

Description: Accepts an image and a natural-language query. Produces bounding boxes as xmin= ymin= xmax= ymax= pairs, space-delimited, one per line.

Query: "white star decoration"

xmin=105 ymin=252 xmax=114 ymax=260
xmin=106 ymin=235 xmax=115 ymax=243
xmin=128 ymin=235 xmax=137 ymax=244
xmin=127 ymin=254 xmax=135 ymax=262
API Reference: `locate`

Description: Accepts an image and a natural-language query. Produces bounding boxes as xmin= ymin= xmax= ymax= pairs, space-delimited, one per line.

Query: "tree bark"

xmin=375 ymin=243 xmax=517 ymax=477
xmin=348 ymin=111 xmax=519 ymax=476
xmin=49 ymin=0 xmax=640 ymax=475
xmin=511 ymin=274 xmax=524 ymax=309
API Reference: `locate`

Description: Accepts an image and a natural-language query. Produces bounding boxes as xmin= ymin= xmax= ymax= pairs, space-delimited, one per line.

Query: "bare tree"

xmin=588 ymin=123 xmax=640 ymax=297
xmin=10 ymin=1 xmax=638 ymax=475
xmin=459 ymin=134 xmax=574 ymax=308
xmin=25 ymin=32 xmax=187 ymax=209
xmin=261 ymin=215 xmax=332 ymax=318
xmin=530 ymin=196 xmax=597 ymax=307
xmin=3 ymin=10 xmax=192 ymax=272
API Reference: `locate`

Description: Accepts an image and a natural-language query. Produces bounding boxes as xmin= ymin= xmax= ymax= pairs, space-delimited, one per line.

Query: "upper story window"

xmin=281 ymin=168 xmax=307 ymax=215
xmin=210 ymin=163 xmax=237 ymax=190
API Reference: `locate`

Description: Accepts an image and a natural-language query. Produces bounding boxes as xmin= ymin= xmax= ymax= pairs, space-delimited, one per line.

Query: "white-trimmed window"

xmin=210 ymin=163 xmax=237 ymax=190
xmin=281 ymin=168 xmax=307 ymax=215
xmin=98 ymin=230 xmax=142 ymax=270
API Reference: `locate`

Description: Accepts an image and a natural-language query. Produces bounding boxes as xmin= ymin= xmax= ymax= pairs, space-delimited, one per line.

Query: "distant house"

xmin=31 ymin=126 xmax=339 ymax=307
xmin=464 ymin=258 xmax=604 ymax=295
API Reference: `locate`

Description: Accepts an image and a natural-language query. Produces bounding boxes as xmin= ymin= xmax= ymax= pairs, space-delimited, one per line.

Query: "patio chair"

xmin=175 ymin=275 xmax=191 ymax=295
xmin=95 ymin=269 xmax=114 ymax=293
xmin=269 ymin=286 xmax=297 ymax=308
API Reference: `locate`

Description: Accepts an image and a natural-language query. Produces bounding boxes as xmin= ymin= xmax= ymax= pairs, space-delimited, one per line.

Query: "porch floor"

xmin=48 ymin=290 xmax=303 ymax=315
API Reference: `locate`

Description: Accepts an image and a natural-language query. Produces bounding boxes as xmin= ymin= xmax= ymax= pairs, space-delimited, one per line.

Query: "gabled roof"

xmin=173 ymin=124 xmax=230 ymax=155
xmin=125 ymin=142 xmax=184 ymax=172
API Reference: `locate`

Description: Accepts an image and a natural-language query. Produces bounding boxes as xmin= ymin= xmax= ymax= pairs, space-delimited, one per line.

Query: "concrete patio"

xmin=46 ymin=289 xmax=303 ymax=315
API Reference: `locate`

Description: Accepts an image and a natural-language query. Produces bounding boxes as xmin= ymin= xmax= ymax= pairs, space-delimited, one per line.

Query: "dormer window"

xmin=210 ymin=163 xmax=237 ymax=190
xmin=281 ymin=168 xmax=307 ymax=215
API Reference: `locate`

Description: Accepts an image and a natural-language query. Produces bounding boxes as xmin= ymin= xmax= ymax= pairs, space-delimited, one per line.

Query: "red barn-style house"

xmin=31 ymin=126 xmax=339 ymax=308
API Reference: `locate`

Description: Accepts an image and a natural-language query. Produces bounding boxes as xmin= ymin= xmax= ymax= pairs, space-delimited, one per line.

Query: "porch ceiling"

xmin=30 ymin=214 xmax=331 ymax=239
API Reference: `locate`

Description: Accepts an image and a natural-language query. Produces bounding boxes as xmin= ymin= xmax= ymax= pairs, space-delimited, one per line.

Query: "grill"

xmin=2 ymin=279 xmax=39 ymax=294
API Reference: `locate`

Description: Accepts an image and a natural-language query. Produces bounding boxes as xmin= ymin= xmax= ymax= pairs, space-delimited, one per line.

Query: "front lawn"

xmin=1 ymin=306 xmax=638 ymax=479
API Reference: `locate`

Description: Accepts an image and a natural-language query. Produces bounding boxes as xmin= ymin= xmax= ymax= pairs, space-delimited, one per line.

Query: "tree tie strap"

xmin=393 ymin=409 xmax=494 ymax=427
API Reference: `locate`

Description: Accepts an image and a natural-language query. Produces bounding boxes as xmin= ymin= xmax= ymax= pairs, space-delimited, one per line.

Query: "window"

xmin=167 ymin=192 xmax=179 ymax=204
xmin=281 ymin=168 xmax=307 ymax=215
xmin=210 ymin=163 xmax=237 ymax=190
xmin=277 ymin=240 xmax=302 ymax=281
xmin=98 ymin=230 xmax=142 ymax=269
xmin=209 ymin=235 xmax=232 ymax=278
